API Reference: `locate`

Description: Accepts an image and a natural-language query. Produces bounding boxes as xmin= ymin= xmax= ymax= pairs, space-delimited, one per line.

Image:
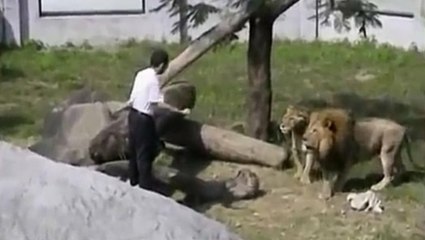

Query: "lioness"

xmin=279 ymin=105 xmax=315 ymax=183
xmin=301 ymin=108 xmax=357 ymax=199
xmin=280 ymin=105 xmax=421 ymax=193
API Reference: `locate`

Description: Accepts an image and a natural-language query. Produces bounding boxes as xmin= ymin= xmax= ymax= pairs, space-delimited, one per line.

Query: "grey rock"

xmin=42 ymin=86 xmax=109 ymax=138
xmin=30 ymin=102 xmax=113 ymax=166
xmin=0 ymin=141 xmax=243 ymax=240
xmin=89 ymin=81 xmax=197 ymax=164
xmin=162 ymin=80 xmax=197 ymax=110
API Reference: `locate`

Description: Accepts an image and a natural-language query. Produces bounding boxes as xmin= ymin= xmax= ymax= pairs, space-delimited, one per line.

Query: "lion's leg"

xmin=319 ymin=169 xmax=334 ymax=200
xmin=333 ymin=163 xmax=351 ymax=193
xmin=300 ymin=152 xmax=313 ymax=184
xmin=291 ymin=131 xmax=304 ymax=179
xmin=393 ymin=150 xmax=406 ymax=175
xmin=371 ymin=149 xmax=396 ymax=191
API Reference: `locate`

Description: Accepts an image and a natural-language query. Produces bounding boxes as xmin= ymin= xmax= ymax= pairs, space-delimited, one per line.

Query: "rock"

xmin=32 ymin=81 xmax=196 ymax=166
xmin=42 ymin=86 xmax=109 ymax=138
xmin=104 ymin=101 xmax=126 ymax=115
xmin=30 ymin=102 xmax=113 ymax=166
xmin=0 ymin=141 xmax=243 ymax=240
xmin=162 ymin=80 xmax=196 ymax=110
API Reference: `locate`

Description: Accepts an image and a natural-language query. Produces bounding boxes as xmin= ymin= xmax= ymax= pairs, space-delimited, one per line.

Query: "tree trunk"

xmin=159 ymin=2 xmax=263 ymax=88
xmin=246 ymin=13 xmax=274 ymax=141
xmin=162 ymin=118 xmax=289 ymax=168
xmin=178 ymin=0 xmax=190 ymax=44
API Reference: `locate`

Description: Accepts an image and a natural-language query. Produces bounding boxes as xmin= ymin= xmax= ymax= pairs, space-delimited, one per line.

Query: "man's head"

xmin=150 ymin=48 xmax=169 ymax=74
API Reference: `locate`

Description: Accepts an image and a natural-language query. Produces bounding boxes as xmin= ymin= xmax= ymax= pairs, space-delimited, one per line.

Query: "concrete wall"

xmin=1 ymin=0 xmax=22 ymax=44
xmin=1 ymin=0 xmax=425 ymax=50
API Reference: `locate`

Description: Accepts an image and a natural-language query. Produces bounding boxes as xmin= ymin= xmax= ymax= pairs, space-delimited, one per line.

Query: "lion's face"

xmin=279 ymin=105 xmax=309 ymax=135
xmin=301 ymin=116 xmax=336 ymax=157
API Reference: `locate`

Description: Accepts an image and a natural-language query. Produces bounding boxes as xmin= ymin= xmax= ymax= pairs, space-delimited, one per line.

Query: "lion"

xmin=279 ymin=105 xmax=316 ymax=183
xmin=280 ymin=105 xmax=423 ymax=196
xmin=301 ymin=107 xmax=357 ymax=199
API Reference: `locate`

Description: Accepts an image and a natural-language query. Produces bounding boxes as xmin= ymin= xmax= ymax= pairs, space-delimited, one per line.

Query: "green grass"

xmin=1 ymin=39 xmax=425 ymax=239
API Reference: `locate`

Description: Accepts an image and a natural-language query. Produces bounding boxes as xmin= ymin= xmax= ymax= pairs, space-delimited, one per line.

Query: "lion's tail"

xmin=403 ymin=134 xmax=425 ymax=171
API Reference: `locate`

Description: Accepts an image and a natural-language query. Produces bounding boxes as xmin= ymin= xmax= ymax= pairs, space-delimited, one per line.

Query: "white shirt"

xmin=127 ymin=67 xmax=164 ymax=116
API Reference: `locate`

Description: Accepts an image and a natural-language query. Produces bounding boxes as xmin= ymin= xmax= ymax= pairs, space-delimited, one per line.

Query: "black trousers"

xmin=128 ymin=108 xmax=160 ymax=190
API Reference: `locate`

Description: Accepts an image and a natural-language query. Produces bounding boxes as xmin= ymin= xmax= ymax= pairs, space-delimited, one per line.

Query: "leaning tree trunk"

xmin=246 ymin=13 xmax=274 ymax=141
xmin=159 ymin=0 xmax=299 ymax=88
xmin=159 ymin=1 xmax=263 ymax=88
xmin=178 ymin=0 xmax=190 ymax=45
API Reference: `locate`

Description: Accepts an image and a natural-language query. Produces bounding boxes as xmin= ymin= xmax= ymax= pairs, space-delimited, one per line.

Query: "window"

xmin=39 ymin=0 xmax=145 ymax=17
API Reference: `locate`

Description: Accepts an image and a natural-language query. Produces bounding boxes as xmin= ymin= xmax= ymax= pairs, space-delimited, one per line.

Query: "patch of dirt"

xmin=196 ymin=162 xmax=422 ymax=240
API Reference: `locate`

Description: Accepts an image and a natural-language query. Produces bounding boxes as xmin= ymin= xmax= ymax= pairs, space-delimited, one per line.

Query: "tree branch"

xmin=159 ymin=2 xmax=262 ymax=88
xmin=270 ymin=0 xmax=300 ymax=20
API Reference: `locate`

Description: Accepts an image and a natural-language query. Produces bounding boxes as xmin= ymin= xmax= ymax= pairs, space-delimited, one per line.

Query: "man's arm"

xmin=126 ymin=73 xmax=139 ymax=107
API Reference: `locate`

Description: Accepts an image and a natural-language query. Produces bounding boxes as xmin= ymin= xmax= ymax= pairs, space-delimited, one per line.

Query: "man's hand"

xmin=180 ymin=108 xmax=191 ymax=115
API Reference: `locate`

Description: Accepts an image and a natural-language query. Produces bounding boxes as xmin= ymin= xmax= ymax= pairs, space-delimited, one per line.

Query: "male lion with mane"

xmin=301 ymin=108 xmax=357 ymax=199
xmin=280 ymin=105 xmax=423 ymax=196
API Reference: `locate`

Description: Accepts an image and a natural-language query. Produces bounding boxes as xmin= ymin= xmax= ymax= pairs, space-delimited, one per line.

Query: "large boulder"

xmin=32 ymin=81 xmax=197 ymax=166
xmin=41 ymin=86 xmax=110 ymax=139
xmin=30 ymin=102 xmax=113 ymax=166
xmin=162 ymin=80 xmax=196 ymax=110
xmin=0 ymin=141 xmax=242 ymax=240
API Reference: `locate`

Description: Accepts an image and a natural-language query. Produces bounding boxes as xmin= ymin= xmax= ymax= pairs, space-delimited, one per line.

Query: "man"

xmin=126 ymin=48 xmax=190 ymax=190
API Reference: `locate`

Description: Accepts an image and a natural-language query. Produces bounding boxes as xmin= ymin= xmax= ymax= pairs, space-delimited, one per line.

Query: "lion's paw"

xmin=300 ymin=175 xmax=312 ymax=185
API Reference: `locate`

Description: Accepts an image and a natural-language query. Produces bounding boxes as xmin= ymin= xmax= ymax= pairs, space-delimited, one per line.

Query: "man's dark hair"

xmin=150 ymin=49 xmax=169 ymax=68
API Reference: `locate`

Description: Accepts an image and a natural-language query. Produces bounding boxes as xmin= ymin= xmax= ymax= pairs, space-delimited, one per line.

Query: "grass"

xmin=1 ymin=39 xmax=425 ymax=239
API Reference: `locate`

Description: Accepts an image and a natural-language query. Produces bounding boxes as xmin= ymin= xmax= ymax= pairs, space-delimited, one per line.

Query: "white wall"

xmin=1 ymin=0 xmax=425 ymax=50
xmin=1 ymin=0 xmax=22 ymax=44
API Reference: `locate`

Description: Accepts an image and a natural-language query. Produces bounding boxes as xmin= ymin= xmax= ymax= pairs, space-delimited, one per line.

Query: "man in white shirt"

xmin=126 ymin=49 xmax=189 ymax=190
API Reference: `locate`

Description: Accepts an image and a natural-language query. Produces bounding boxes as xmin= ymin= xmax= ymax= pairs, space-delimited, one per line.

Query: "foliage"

xmin=150 ymin=0 xmax=259 ymax=45
xmin=150 ymin=0 xmax=221 ymax=37
xmin=309 ymin=0 xmax=382 ymax=37
xmin=152 ymin=0 xmax=383 ymax=41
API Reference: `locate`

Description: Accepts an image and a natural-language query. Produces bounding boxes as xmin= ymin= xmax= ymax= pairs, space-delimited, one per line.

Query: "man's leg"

xmin=127 ymin=109 xmax=141 ymax=186
xmin=136 ymin=114 xmax=158 ymax=190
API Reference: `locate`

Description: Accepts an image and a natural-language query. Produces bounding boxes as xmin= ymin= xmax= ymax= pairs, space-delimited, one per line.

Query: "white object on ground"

xmin=346 ymin=190 xmax=384 ymax=213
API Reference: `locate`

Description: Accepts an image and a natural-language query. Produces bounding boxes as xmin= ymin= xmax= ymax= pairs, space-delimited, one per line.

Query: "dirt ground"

xmin=190 ymin=161 xmax=423 ymax=240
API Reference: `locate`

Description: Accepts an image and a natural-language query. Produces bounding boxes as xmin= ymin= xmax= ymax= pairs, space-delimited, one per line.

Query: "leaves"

xmin=187 ymin=3 xmax=220 ymax=29
xmin=308 ymin=0 xmax=382 ymax=36
xmin=151 ymin=0 xmax=254 ymax=47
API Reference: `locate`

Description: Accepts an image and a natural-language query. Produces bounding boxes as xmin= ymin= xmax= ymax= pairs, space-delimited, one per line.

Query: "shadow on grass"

xmin=0 ymin=113 xmax=33 ymax=136
xmin=343 ymin=171 xmax=425 ymax=193
xmin=0 ymin=64 xmax=25 ymax=82
xmin=189 ymin=189 xmax=268 ymax=213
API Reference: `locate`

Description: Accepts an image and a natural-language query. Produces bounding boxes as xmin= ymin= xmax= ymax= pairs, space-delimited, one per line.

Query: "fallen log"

xmin=89 ymin=108 xmax=290 ymax=168
xmin=95 ymin=160 xmax=260 ymax=205
xmin=162 ymin=117 xmax=289 ymax=168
